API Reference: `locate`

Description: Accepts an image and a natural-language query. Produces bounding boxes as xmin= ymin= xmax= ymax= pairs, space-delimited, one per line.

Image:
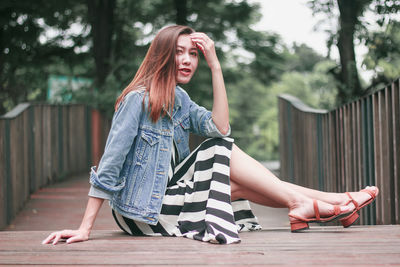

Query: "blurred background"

xmin=1 ymin=0 xmax=399 ymax=161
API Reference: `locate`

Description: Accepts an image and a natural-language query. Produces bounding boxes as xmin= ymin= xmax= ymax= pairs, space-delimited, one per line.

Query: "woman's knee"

xmin=230 ymin=179 xmax=243 ymax=201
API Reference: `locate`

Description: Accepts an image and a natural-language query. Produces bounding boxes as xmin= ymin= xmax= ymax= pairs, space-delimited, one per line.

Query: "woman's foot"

xmin=340 ymin=186 xmax=379 ymax=210
xmin=327 ymin=186 xmax=379 ymax=210
xmin=339 ymin=186 xmax=379 ymax=228
xmin=288 ymin=198 xmax=353 ymax=232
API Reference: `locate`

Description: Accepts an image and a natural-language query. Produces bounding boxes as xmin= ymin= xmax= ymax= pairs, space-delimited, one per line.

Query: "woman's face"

xmin=175 ymin=34 xmax=198 ymax=84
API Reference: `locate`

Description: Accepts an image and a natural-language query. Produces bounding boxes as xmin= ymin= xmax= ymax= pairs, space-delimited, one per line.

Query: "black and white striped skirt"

xmin=112 ymin=138 xmax=261 ymax=244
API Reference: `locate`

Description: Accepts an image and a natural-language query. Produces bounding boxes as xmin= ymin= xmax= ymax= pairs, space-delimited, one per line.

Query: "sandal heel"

xmin=290 ymin=221 xmax=309 ymax=232
xmin=340 ymin=212 xmax=359 ymax=228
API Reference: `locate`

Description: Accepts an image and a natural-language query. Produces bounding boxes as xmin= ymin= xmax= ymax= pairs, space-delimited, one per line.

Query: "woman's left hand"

xmin=190 ymin=32 xmax=221 ymax=71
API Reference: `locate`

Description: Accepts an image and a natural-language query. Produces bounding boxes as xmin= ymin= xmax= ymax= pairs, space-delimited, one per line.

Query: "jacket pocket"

xmin=135 ymin=130 xmax=160 ymax=163
xmin=141 ymin=130 xmax=161 ymax=146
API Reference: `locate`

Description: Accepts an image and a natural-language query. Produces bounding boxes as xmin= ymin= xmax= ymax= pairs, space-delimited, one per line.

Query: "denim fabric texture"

xmin=89 ymin=85 xmax=230 ymax=225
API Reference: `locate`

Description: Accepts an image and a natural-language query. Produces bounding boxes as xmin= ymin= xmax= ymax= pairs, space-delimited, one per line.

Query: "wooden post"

xmin=91 ymin=109 xmax=101 ymax=167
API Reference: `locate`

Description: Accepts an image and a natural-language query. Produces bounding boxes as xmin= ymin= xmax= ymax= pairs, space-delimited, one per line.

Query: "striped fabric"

xmin=112 ymin=137 xmax=261 ymax=244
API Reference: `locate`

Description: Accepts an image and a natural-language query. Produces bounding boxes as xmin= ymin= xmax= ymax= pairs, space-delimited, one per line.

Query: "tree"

xmin=286 ymin=43 xmax=326 ymax=73
xmin=0 ymin=0 xmax=87 ymax=114
xmin=250 ymin=60 xmax=337 ymax=160
xmin=175 ymin=0 xmax=187 ymax=25
xmin=308 ymin=0 xmax=368 ymax=103
xmin=87 ymin=0 xmax=116 ymax=88
xmin=308 ymin=0 xmax=400 ymax=103
xmin=363 ymin=21 xmax=400 ymax=91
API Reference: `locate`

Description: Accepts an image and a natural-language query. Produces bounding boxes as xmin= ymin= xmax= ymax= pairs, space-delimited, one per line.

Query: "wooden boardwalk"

xmin=1 ymin=174 xmax=400 ymax=266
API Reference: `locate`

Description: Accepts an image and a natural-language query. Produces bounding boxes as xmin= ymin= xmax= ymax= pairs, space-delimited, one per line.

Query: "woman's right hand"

xmin=41 ymin=197 xmax=104 ymax=245
xmin=42 ymin=229 xmax=89 ymax=245
xmin=42 ymin=228 xmax=90 ymax=245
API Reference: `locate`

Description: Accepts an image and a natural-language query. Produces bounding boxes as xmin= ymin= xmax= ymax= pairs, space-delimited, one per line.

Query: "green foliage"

xmin=4 ymin=0 xmax=397 ymax=162
xmin=285 ymin=43 xmax=327 ymax=73
xmin=306 ymin=0 xmax=400 ymax=102
xmin=243 ymin=60 xmax=337 ymax=160
xmin=0 ymin=0 xmax=88 ymax=114
xmin=363 ymin=21 xmax=400 ymax=89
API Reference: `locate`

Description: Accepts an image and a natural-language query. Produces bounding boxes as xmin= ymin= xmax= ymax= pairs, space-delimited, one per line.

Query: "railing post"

xmin=57 ymin=105 xmax=64 ymax=177
xmin=28 ymin=106 xmax=36 ymax=193
xmin=286 ymin=103 xmax=294 ymax=182
xmin=4 ymin=119 xmax=12 ymax=225
xmin=316 ymin=114 xmax=324 ymax=192
xmin=86 ymin=106 xmax=92 ymax=168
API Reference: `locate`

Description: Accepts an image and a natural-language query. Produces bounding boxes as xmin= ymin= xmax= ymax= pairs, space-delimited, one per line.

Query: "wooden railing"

xmin=0 ymin=104 xmax=110 ymax=229
xmin=278 ymin=79 xmax=400 ymax=225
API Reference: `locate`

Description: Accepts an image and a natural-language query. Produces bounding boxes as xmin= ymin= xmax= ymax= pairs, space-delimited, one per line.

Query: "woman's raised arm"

xmin=42 ymin=196 xmax=104 ymax=245
xmin=190 ymin=32 xmax=230 ymax=135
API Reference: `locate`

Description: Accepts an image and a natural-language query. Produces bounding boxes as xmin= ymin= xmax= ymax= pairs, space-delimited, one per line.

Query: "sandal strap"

xmin=333 ymin=205 xmax=341 ymax=215
xmin=346 ymin=192 xmax=359 ymax=208
xmin=313 ymin=199 xmax=320 ymax=221
xmin=361 ymin=188 xmax=376 ymax=199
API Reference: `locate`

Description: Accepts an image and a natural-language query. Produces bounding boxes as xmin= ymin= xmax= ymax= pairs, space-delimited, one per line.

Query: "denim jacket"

xmin=89 ymin=85 xmax=230 ymax=225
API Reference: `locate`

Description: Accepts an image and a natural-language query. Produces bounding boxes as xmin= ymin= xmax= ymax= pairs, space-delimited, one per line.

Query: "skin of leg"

xmin=229 ymin=144 xmax=305 ymax=210
xmin=282 ymin=181 xmax=346 ymax=205
xmin=231 ymin=179 xmax=286 ymax=208
xmin=229 ymin=144 xmax=352 ymax=219
xmin=229 ymin=144 xmax=344 ymax=205
xmin=281 ymin=182 xmax=379 ymax=208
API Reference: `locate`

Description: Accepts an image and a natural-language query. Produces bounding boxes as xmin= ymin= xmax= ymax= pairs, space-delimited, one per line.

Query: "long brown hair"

xmin=115 ymin=25 xmax=195 ymax=122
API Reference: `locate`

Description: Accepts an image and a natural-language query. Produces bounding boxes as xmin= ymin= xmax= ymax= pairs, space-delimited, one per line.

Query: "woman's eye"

xmin=190 ymin=52 xmax=198 ymax=56
xmin=176 ymin=49 xmax=183 ymax=54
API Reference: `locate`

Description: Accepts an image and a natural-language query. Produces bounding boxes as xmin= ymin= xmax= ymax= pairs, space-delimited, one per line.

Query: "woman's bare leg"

xmin=281 ymin=181 xmax=347 ymax=205
xmin=231 ymin=179 xmax=285 ymax=208
xmin=282 ymin=182 xmax=379 ymax=209
xmin=230 ymin=144 xmax=378 ymax=212
xmin=229 ymin=144 xmax=353 ymax=220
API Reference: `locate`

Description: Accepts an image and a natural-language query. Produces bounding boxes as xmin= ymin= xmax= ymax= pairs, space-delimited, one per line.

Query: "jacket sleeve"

xmin=186 ymin=93 xmax=231 ymax=137
xmin=89 ymin=91 xmax=143 ymax=195
xmin=88 ymin=185 xmax=112 ymax=200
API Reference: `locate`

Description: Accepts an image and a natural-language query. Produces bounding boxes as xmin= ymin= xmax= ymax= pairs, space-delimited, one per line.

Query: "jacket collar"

xmin=172 ymin=85 xmax=183 ymax=117
xmin=174 ymin=85 xmax=183 ymax=109
xmin=163 ymin=86 xmax=182 ymax=119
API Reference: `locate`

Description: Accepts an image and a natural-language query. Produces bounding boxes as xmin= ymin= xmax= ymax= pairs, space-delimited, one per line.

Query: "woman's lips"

xmin=179 ymin=68 xmax=191 ymax=76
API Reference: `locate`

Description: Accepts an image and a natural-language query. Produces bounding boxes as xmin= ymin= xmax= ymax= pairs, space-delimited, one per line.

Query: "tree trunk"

xmin=336 ymin=0 xmax=365 ymax=103
xmin=87 ymin=0 xmax=115 ymax=89
xmin=175 ymin=0 xmax=187 ymax=25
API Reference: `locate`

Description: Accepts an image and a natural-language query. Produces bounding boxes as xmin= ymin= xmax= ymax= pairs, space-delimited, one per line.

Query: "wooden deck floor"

xmin=1 ymin=174 xmax=400 ymax=266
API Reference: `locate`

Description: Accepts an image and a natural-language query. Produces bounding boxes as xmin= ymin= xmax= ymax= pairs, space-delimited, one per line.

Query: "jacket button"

xmin=177 ymin=139 xmax=181 ymax=144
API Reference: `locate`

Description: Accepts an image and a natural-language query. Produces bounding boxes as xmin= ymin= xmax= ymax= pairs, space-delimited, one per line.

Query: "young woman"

xmin=42 ymin=25 xmax=378 ymax=245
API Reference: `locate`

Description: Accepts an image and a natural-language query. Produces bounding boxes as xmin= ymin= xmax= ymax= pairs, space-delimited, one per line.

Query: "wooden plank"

xmin=372 ymin=93 xmax=383 ymax=224
xmin=393 ymin=81 xmax=400 ymax=224
xmin=1 ymin=226 xmax=400 ymax=266
xmin=0 ymin=120 xmax=6 ymax=229
xmin=381 ymin=88 xmax=391 ymax=224
xmin=385 ymin=85 xmax=395 ymax=224
xmin=50 ymin=105 xmax=58 ymax=182
xmin=348 ymin=103 xmax=353 ymax=191
xmin=329 ymin=111 xmax=338 ymax=194
xmin=2 ymin=172 xmax=400 ymax=266
xmin=340 ymin=107 xmax=345 ymax=192
xmin=9 ymin=118 xmax=18 ymax=217
xmin=343 ymin=105 xmax=349 ymax=192
xmin=34 ymin=105 xmax=43 ymax=189
xmin=356 ymin=100 xmax=362 ymax=197
xmin=22 ymin=109 xmax=30 ymax=206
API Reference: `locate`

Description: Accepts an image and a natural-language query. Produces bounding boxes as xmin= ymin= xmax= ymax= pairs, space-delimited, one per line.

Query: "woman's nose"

xmin=182 ymin=53 xmax=191 ymax=64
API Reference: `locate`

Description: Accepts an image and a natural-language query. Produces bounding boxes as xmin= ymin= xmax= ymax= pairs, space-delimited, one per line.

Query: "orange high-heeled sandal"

xmin=340 ymin=187 xmax=379 ymax=228
xmin=289 ymin=199 xmax=353 ymax=232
